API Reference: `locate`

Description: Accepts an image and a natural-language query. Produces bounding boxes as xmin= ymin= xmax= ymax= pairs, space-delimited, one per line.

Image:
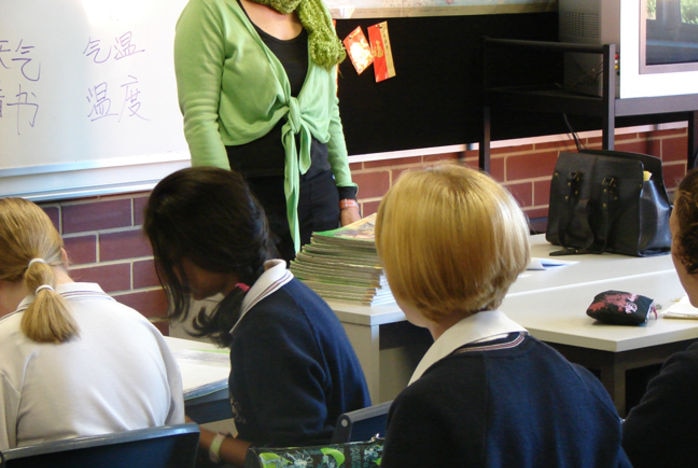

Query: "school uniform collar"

xmin=408 ymin=309 xmax=527 ymax=385
xmin=13 ymin=282 xmax=111 ymax=313
xmin=229 ymin=259 xmax=294 ymax=334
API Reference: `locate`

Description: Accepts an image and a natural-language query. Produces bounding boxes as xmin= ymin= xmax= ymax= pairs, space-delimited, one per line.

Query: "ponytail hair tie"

xmin=35 ymin=284 xmax=55 ymax=294
xmin=235 ymin=282 xmax=250 ymax=292
xmin=28 ymin=258 xmax=48 ymax=268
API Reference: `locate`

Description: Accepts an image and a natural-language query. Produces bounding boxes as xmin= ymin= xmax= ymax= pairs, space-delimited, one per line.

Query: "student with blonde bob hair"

xmin=375 ymin=164 xmax=631 ymax=467
xmin=0 ymin=197 xmax=184 ymax=450
xmin=376 ymin=164 xmax=529 ymax=324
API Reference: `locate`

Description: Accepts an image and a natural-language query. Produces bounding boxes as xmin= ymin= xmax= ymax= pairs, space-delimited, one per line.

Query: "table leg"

xmin=595 ymin=360 xmax=627 ymax=416
xmin=342 ymin=323 xmax=381 ymax=404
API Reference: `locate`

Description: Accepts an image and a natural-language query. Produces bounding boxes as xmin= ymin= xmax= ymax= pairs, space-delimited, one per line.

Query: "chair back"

xmin=0 ymin=423 xmax=200 ymax=468
xmin=331 ymin=400 xmax=392 ymax=443
xmin=244 ymin=405 xmax=391 ymax=468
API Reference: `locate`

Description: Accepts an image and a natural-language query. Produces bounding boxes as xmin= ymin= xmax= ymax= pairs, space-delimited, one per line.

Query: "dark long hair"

xmin=143 ymin=167 xmax=274 ymax=346
xmin=675 ymin=168 xmax=698 ymax=275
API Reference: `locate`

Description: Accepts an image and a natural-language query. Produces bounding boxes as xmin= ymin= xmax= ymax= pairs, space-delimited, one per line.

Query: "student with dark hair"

xmin=374 ymin=164 xmax=630 ymax=467
xmin=143 ymin=166 xmax=370 ymax=466
xmin=623 ymin=167 xmax=698 ymax=468
xmin=0 ymin=197 xmax=184 ymax=450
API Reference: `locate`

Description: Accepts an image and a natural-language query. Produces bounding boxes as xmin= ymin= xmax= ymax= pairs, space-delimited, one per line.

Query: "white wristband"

xmin=209 ymin=432 xmax=226 ymax=464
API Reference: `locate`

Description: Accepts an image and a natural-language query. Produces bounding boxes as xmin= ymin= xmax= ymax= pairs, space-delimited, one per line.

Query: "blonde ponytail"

xmin=21 ymin=259 xmax=78 ymax=343
xmin=0 ymin=198 xmax=79 ymax=343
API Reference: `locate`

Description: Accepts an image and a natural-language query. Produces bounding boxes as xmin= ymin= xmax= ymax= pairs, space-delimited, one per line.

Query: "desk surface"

xmin=164 ymin=336 xmax=229 ymax=400
xmin=329 ymin=235 xmax=698 ymax=352
xmin=508 ymin=236 xmax=677 ymax=296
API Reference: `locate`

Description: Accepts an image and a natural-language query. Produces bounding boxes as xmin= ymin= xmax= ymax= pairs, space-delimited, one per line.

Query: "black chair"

xmin=330 ymin=400 xmax=392 ymax=443
xmin=0 ymin=423 xmax=200 ymax=468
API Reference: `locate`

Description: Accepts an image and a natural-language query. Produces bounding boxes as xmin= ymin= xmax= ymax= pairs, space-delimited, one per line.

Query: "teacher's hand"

xmin=340 ymin=205 xmax=361 ymax=226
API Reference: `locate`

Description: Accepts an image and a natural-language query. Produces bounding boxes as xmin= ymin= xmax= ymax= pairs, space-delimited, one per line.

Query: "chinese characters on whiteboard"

xmin=83 ymin=31 xmax=148 ymax=122
xmin=0 ymin=39 xmax=39 ymax=135
xmin=0 ymin=31 xmax=149 ymax=135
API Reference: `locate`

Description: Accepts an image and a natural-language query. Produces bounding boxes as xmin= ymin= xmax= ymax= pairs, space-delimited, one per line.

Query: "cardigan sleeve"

xmin=174 ymin=0 xmax=231 ymax=169
xmin=325 ymin=66 xmax=356 ymax=190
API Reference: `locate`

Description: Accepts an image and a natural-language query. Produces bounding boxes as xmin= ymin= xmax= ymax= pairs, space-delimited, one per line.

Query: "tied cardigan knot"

xmin=287 ymin=98 xmax=302 ymax=134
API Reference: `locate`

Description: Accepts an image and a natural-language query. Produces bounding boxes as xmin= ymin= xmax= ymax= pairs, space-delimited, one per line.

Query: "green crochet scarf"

xmin=252 ymin=0 xmax=346 ymax=69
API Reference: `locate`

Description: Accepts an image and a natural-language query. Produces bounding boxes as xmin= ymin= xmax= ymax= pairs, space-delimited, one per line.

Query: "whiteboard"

xmin=0 ymin=0 xmax=191 ymax=200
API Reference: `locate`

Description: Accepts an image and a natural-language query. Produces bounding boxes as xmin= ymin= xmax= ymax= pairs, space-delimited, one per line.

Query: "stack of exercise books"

xmin=290 ymin=213 xmax=394 ymax=306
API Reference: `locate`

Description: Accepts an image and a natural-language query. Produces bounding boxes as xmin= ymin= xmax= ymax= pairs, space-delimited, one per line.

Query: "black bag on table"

xmin=545 ymin=149 xmax=672 ymax=256
xmin=586 ymin=290 xmax=658 ymax=325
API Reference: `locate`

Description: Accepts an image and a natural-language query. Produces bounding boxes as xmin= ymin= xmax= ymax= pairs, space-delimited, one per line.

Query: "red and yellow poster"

xmin=367 ymin=21 xmax=396 ymax=82
xmin=343 ymin=26 xmax=374 ymax=75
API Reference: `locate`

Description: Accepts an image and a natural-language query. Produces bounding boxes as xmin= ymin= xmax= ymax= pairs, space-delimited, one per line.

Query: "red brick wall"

xmin=351 ymin=127 xmax=689 ymax=223
xmin=39 ymin=194 xmax=169 ymax=333
xmin=37 ymin=127 xmax=689 ymax=332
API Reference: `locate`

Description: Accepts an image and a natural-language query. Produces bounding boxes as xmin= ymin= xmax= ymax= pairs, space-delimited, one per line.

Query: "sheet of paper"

xmin=662 ymin=295 xmax=698 ymax=319
xmin=165 ymin=337 xmax=230 ymax=398
xmin=177 ymin=359 xmax=229 ymax=399
xmin=526 ymin=257 xmax=577 ymax=270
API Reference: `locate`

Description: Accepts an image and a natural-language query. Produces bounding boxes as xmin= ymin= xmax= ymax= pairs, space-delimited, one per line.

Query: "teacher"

xmin=174 ymin=0 xmax=361 ymax=262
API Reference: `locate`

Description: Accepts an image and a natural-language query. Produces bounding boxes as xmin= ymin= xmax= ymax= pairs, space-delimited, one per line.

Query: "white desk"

xmin=329 ymin=235 xmax=698 ymax=414
xmin=328 ymin=302 xmax=429 ymax=404
xmin=164 ymin=336 xmax=232 ymax=423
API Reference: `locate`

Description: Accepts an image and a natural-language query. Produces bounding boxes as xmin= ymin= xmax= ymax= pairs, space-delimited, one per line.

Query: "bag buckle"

xmin=602 ymin=176 xmax=617 ymax=189
xmin=565 ymin=171 xmax=583 ymax=200
xmin=601 ymin=176 xmax=618 ymax=205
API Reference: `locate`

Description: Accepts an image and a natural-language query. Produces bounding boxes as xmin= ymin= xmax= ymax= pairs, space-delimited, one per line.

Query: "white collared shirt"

xmin=408 ymin=310 xmax=527 ymax=385
xmin=0 ymin=282 xmax=184 ymax=449
xmin=229 ymin=259 xmax=294 ymax=335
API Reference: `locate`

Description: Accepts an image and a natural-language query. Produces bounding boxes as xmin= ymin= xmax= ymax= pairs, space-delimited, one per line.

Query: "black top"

xmin=227 ymin=4 xmax=334 ymax=183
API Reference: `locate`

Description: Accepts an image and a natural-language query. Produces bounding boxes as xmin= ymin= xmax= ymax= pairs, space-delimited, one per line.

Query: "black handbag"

xmin=545 ymin=149 xmax=672 ymax=256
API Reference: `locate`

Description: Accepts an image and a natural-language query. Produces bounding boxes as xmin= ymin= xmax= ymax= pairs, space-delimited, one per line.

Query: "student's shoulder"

xmin=654 ymin=342 xmax=698 ymax=383
xmin=277 ymin=278 xmax=333 ymax=312
xmin=242 ymin=280 xmax=321 ymax=316
xmin=391 ymin=369 xmax=486 ymax=433
xmin=247 ymin=281 xmax=337 ymax=329
xmin=411 ymin=358 xmax=488 ymax=400
xmin=0 ymin=313 xmax=23 ymax=346
xmin=69 ymin=287 xmax=161 ymax=332
xmin=680 ymin=340 xmax=698 ymax=359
